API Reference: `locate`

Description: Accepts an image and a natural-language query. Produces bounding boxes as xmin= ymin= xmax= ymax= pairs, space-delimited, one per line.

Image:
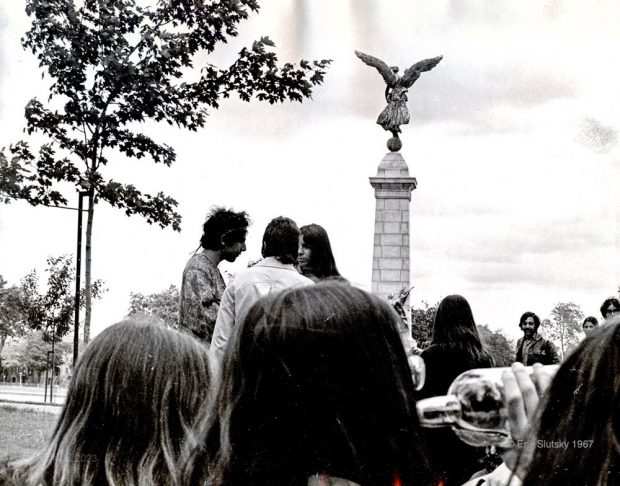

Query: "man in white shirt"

xmin=210 ymin=216 xmax=313 ymax=372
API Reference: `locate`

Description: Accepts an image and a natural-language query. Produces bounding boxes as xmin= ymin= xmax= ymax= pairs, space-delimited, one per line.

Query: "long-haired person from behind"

xmin=417 ymin=294 xmax=495 ymax=486
xmin=0 ymin=316 xmax=211 ymax=485
xmin=187 ymin=282 xmax=433 ymax=486
xmin=297 ymin=224 xmax=344 ymax=282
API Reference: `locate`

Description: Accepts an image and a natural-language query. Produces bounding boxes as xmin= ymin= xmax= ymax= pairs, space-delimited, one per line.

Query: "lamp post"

xmin=73 ymin=190 xmax=89 ymax=366
xmin=27 ymin=191 xmax=89 ymax=370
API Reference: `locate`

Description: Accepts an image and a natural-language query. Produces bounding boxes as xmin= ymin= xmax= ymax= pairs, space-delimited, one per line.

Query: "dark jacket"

xmin=417 ymin=344 xmax=494 ymax=486
xmin=515 ymin=333 xmax=560 ymax=365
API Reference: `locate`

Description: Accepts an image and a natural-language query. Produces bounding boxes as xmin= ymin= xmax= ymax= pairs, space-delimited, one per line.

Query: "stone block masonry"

xmin=369 ymin=152 xmax=416 ymax=300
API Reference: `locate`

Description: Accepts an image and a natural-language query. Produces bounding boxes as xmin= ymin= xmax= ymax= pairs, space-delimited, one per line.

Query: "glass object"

xmin=416 ymin=365 xmax=558 ymax=447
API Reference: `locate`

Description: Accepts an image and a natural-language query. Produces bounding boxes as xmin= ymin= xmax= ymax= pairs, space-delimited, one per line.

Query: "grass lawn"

xmin=0 ymin=406 xmax=59 ymax=459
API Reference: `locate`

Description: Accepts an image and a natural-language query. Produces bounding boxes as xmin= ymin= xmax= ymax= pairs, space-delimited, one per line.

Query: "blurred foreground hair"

xmin=187 ymin=282 xmax=432 ymax=486
xmin=12 ymin=316 xmax=210 ymax=486
xmin=522 ymin=316 xmax=620 ymax=485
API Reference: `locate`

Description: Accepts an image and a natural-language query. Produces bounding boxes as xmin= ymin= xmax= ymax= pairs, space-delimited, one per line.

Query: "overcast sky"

xmin=1 ymin=0 xmax=618 ymax=341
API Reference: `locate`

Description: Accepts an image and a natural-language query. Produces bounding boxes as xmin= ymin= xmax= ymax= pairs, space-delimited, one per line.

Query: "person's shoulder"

xmin=184 ymin=252 xmax=210 ymax=271
xmin=542 ymin=337 xmax=557 ymax=348
xmin=290 ymin=271 xmax=314 ymax=285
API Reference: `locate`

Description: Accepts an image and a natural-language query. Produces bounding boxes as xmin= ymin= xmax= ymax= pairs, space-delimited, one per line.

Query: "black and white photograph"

xmin=1 ymin=1 xmax=619 ymax=484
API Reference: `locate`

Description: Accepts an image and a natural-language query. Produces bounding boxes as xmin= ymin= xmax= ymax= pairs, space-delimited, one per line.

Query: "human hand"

xmin=460 ymin=463 xmax=522 ymax=486
xmin=500 ymin=363 xmax=554 ymax=475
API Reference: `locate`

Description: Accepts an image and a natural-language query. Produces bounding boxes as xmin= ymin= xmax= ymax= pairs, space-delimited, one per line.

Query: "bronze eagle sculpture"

xmin=355 ymin=50 xmax=443 ymax=140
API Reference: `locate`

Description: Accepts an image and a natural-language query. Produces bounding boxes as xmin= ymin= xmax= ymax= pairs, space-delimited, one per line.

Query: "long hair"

xmin=187 ymin=282 xmax=432 ymax=486
xmin=431 ymin=294 xmax=494 ymax=365
xmin=522 ymin=317 xmax=620 ymax=485
xmin=299 ymin=224 xmax=342 ymax=280
xmin=17 ymin=316 xmax=210 ymax=486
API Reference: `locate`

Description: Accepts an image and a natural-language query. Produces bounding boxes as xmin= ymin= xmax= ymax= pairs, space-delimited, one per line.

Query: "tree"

xmin=21 ymin=255 xmax=106 ymax=343
xmin=477 ymin=324 xmax=515 ymax=367
xmin=3 ymin=0 xmax=330 ymax=343
xmin=546 ymin=302 xmax=584 ymax=360
xmin=1 ymin=150 xmax=55 ymax=204
xmin=410 ymin=300 xmax=439 ymax=350
xmin=128 ymin=284 xmax=179 ymax=330
xmin=2 ymin=330 xmax=72 ymax=376
xmin=0 ymin=275 xmax=29 ymax=358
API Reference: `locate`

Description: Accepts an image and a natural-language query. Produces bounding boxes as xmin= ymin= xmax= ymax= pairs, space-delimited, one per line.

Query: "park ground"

xmin=0 ymin=405 xmax=58 ymax=458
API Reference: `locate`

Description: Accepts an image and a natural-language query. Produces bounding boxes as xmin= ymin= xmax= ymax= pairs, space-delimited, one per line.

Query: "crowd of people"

xmin=1 ymin=206 xmax=618 ymax=485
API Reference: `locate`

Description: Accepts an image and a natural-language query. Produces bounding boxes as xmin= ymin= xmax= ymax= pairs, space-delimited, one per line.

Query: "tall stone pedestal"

xmin=369 ymin=152 xmax=416 ymax=300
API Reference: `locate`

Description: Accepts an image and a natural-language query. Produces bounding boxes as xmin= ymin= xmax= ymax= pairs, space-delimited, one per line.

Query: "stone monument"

xmin=369 ymin=152 xmax=416 ymax=299
xmin=356 ymin=49 xmax=442 ymax=300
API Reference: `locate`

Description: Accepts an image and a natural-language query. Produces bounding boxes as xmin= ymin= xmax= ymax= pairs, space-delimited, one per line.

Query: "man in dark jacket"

xmin=515 ymin=311 xmax=560 ymax=365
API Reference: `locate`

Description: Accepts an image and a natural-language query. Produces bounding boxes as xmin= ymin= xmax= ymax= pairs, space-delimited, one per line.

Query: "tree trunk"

xmin=83 ymin=191 xmax=95 ymax=343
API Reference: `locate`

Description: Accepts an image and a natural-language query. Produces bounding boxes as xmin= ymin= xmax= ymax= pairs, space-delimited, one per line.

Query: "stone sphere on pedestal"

xmin=387 ymin=136 xmax=402 ymax=152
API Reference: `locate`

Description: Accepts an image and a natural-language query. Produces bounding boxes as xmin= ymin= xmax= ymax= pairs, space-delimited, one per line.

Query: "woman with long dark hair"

xmin=187 ymin=282 xmax=432 ymax=486
xmin=418 ymin=294 xmax=495 ymax=485
xmin=297 ymin=224 xmax=343 ymax=282
xmin=1 ymin=316 xmax=211 ymax=485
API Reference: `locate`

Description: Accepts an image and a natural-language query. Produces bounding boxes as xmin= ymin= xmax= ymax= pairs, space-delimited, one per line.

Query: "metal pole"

xmin=44 ymin=354 xmax=50 ymax=403
xmin=73 ymin=191 xmax=86 ymax=366
xmin=50 ymin=325 xmax=55 ymax=402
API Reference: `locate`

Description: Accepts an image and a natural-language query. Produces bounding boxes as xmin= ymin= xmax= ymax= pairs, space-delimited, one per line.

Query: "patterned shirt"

xmin=178 ymin=250 xmax=226 ymax=344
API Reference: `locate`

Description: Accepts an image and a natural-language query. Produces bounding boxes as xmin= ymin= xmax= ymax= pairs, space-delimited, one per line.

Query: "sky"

xmin=1 ymin=0 xmax=618 ymax=342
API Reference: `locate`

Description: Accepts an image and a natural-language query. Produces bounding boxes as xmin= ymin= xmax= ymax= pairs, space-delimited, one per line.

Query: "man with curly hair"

xmin=179 ymin=207 xmax=250 ymax=344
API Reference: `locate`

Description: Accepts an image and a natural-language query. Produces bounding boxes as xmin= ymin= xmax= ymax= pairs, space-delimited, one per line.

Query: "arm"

xmin=179 ymin=263 xmax=221 ymax=341
xmin=515 ymin=338 xmax=523 ymax=364
xmin=210 ymin=284 xmax=236 ymax=375
xmin=544 ymin=340 xmax=560 ymax=364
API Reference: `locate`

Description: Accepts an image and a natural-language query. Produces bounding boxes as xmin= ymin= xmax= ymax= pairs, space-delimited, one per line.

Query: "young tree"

xmin=0 ymin=275 xmax=29 ymax=358
xmin=410 ymin=300 xmax=439 ymax=350
xmin=21 ymin=255 xmax=106 ymax=343
xmin=546 ymin=302 xmax=584 ymax=360
xmin=3 ymin=0 xmax=330 ymax=342
xmin=477 ymin=324 xmax=515 ymax=367
xmin=128 ymin=284 xmax=179 ymax=330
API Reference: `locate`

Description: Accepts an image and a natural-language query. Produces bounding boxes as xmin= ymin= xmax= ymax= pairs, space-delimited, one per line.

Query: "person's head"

xmin=189 ymin=282 xmax=432 ymax=486
xmin=521 ymin=317 xmax=620 ymax=485
xmin=431 ymin=294 xmax=493 ymax=364
xmin=261 ymin=216 xmax=300 ymax=265
xmin=519 ymin=311 xmax=541 ymax=338
xmin=22 ymin=316 xmax=210 ymax=485
xmin=600 ymin=297 xmax=620 ymax=319
xmin=200 ymin=207 xmax=250 ymax=262
xmin=298 ymin=224 xmax=341 ymax=281
xmin=582 ymin=316 xmax=599 ymax=335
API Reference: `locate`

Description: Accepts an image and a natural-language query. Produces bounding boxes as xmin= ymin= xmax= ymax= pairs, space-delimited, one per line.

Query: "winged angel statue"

xmin=355 ymin=50 xmax=442 ymax=139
